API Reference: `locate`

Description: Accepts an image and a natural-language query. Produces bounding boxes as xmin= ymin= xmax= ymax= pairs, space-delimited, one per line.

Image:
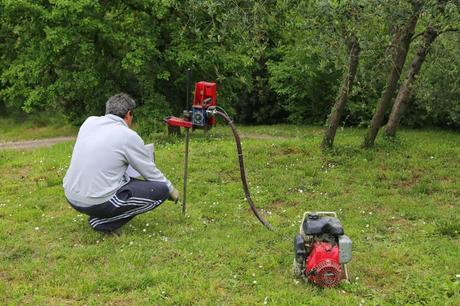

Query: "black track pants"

xmin=68 ymin=179 xmax=170 ymax=232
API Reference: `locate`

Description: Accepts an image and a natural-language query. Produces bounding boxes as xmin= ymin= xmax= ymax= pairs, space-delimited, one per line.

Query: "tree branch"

xmin=411 ymin=31 xmax=424 ymax=42
xmin=411 ymin=27 xmax=458 ymax=43
xmin=438 ymin=28 xmax=459 ymax=36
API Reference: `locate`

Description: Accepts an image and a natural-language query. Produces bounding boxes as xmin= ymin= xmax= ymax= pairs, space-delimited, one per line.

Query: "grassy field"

xmin=0 ymin=118 xmax=77 ymax=142
xmin=0 ymin=123 xmax=459 ymax=305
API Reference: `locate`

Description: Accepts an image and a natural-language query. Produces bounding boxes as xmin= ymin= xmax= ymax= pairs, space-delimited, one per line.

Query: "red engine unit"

xmin=293 ymin=212 xmax=352 ymax=288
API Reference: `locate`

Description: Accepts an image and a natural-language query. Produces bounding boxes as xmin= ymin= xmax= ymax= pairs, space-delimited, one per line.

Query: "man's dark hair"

xmin=105 ymin=93 xmax=136 ymax=118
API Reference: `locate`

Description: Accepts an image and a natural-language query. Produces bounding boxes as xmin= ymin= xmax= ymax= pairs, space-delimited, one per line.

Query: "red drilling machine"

xmin=165 ymin=70 xmax=272 ymax=230
xmin=165 ymin=81 xmax=217 ymax=130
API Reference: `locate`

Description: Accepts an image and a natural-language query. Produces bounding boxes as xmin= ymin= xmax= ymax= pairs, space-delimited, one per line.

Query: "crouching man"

xmin=63 ymin=93 xmax=179 ymax=233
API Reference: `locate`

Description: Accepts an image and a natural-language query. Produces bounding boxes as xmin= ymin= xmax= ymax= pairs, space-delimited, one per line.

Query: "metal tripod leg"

xmin=182 ymin=127 xmax=190 ymax=214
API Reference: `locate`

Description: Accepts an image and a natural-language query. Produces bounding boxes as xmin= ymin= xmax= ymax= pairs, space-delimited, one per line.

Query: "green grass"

xmin=0 ymin=118 xmax=77 ymax=142
xmin=0 ymin=124 xmax=459 ymax=305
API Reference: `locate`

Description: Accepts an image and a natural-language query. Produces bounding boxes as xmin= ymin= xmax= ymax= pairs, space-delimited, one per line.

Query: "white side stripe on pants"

xmin=109 ymin=195 xmax=148 ymax=207
xmin=90 ymin=197 xmax=161 ymax=228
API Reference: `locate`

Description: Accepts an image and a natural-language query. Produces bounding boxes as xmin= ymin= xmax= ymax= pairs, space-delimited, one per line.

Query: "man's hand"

xmin=169 ymin=188 xmax=180 ymax=203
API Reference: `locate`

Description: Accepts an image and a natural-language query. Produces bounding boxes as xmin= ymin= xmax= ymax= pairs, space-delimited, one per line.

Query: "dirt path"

xmin=0 ymin=136 xmax=76 ymax=150
xmin=240 ymin=133 xmax=291 ymax=141
xmin=0 ymin=132 xmax=292 ymax=150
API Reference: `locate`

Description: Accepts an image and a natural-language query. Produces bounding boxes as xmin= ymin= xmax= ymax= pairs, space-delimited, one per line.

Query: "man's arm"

xmin=124 ymin=132 xmax=174 ymax=192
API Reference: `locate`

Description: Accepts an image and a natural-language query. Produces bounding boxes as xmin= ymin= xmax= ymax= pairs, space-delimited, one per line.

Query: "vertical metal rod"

xmin=186 ymin=68 xmax=191 ymax=110
xmin=182 ymin=68 xmax=192 ymax=214
xmin=182 ymin=127 xmax=190 ymax=214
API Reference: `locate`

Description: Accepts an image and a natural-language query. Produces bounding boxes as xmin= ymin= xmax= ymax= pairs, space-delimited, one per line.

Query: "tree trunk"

xmin=363 ymin=1 xmax=421 ymax=147
xmin=321 ymin=36 xmax=360 ymax=149
xmin=384 ymin=26 xmax=438 ymax=137
xmin=0 ymin=101 xmax=6 ymax=117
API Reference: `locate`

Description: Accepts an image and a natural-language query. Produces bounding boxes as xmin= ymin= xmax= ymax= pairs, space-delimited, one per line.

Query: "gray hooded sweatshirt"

xmin=63 ymin=114 xmax=173 ymax=207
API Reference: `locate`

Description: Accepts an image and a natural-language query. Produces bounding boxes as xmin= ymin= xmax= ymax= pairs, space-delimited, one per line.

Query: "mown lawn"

xmin=0 ymin=124 xmax=459 ymax=305
xmin=0 ymin=118 xmax=77 ymax=142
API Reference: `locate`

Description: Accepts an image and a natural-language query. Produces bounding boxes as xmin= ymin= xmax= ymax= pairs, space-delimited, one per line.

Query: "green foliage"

xmin=268 ymin=0 xmax=392 ymax=126
xmin=268 ymin=44 xmax=340 ymax=124
xmin=0 ymin=125 xmax=459 ymax=304
xmin=135 ymin=93 xmax=170 ymax=138
xmin=0 ymin=0 xmax=459 ymax=129
xmin=0 ymin=0 xmax=175 ymax=126
xmin=399 ymin=0 xmax=460 ymax=129
xmin=410 ymin=34 xmax=460 ymax=129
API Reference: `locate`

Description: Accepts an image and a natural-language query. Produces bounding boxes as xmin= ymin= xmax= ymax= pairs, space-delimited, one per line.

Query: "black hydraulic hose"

xmin=215 ymin=110 xmax=273 ymax=230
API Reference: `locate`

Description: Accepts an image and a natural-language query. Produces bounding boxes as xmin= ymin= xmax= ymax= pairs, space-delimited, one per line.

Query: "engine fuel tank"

xmin=302 ymin=213 xmax=344 ymax=236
